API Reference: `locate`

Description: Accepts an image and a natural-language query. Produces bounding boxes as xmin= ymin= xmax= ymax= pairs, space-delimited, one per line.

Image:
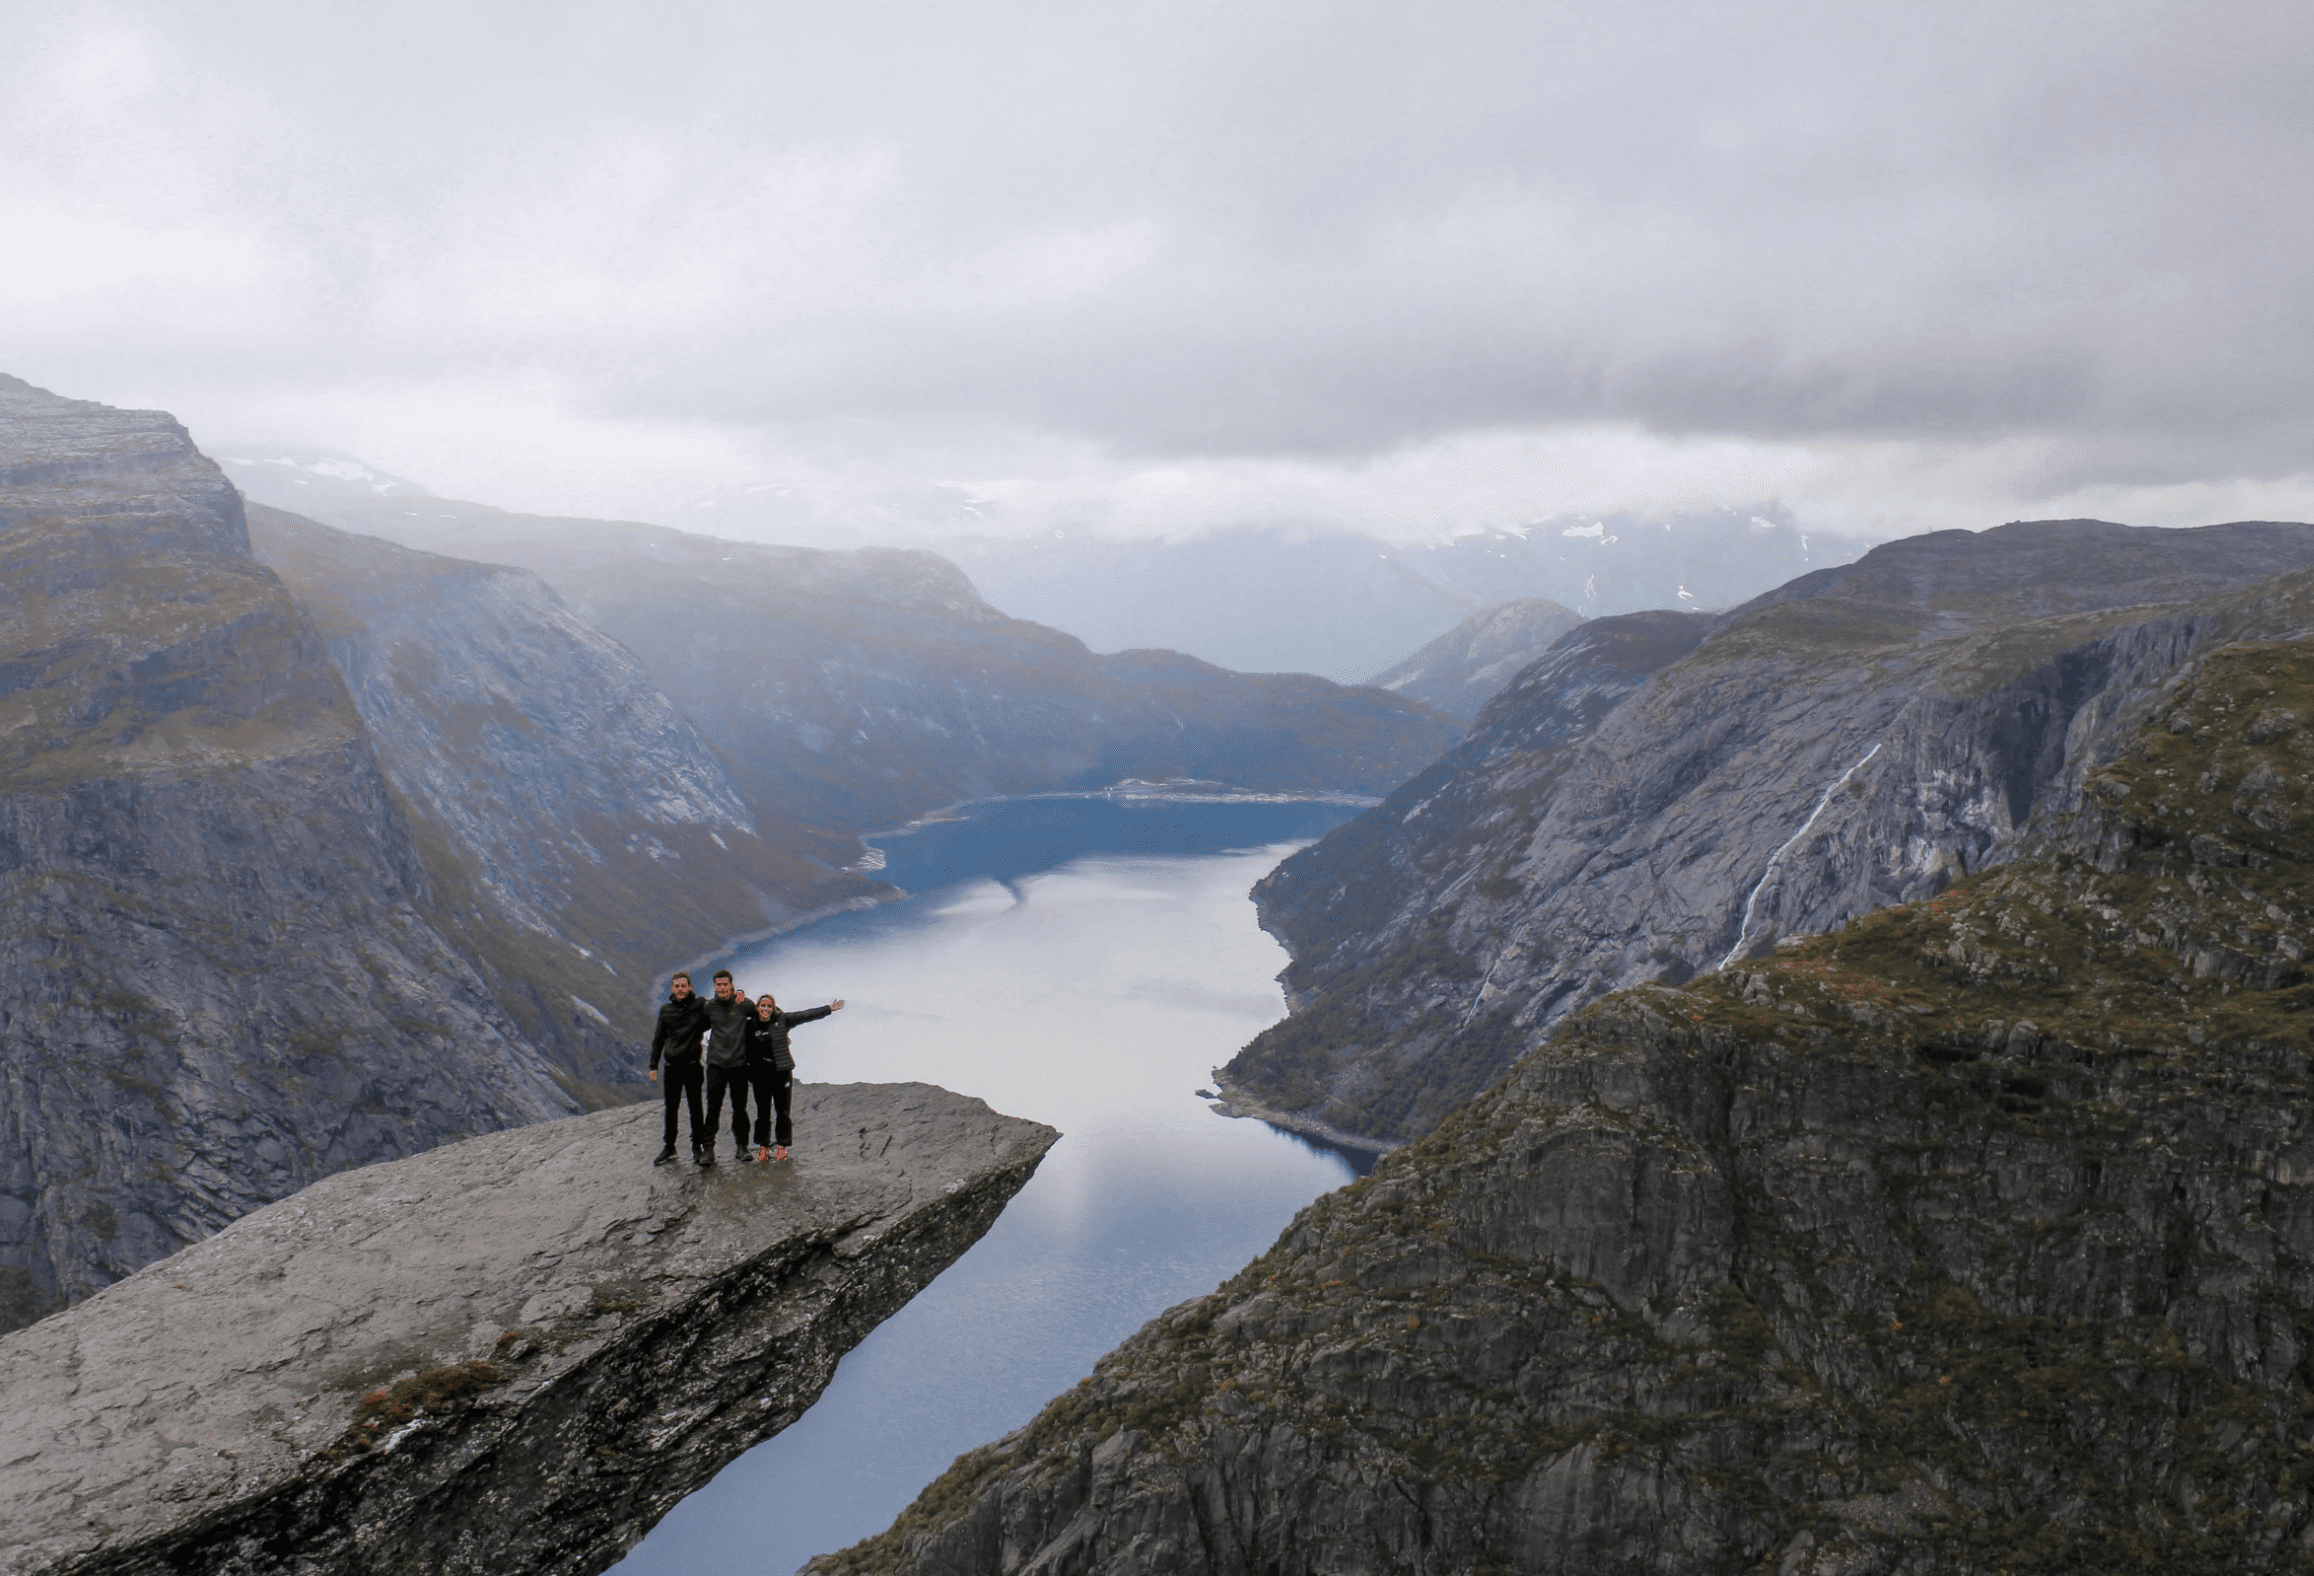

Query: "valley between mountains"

xmin=16 ymin=365 xmax=2314 ymax=1575
xmin=817 ymin=533 xmax=2314 ymax=1575
xmin=0 ymin=373 xmax=1452 ymax=1336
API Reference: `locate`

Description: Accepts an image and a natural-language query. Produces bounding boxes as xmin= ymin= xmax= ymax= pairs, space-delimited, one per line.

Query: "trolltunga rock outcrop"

xmin=0 ymin=1082 xmax=1056 ymax=1576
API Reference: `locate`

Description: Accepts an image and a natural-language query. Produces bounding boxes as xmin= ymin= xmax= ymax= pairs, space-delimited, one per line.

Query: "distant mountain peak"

xmin=217 ymin=447 xmax=434 ymax=500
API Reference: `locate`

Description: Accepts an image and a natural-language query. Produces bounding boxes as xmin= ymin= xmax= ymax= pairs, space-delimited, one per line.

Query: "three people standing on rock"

xmin=648 ymin=968 xmax=843 ymax=1167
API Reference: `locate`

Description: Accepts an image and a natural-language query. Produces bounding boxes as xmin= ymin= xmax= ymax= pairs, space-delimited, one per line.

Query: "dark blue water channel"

xmin=611 ymin=794 xmax=1368 ymax=1574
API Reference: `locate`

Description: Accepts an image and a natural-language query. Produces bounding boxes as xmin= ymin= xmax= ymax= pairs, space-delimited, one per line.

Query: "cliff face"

xmin=237 ymin=494 xmax=1464 ymax=832
xmin=0 ymin=377 xmax=578 ymax=1333
xmin=1363 ymin=596 xmax=1590 ymax=721
xmin=243 ymin=503 xmax=881 ymax=1091
xmin=1222 ymin=521 xmax=2314 ymax=1146
xmin=0 ymin=1080 xmax=1057 ymax=1576
xmin=814 ymin=629 xmax=2314 ymax=1576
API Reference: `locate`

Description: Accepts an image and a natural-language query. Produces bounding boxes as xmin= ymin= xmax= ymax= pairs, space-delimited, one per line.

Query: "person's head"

xmin=713 ymin=969 xmax=735 ymax=1001
xmin=756 ymin=992 xmax=782 ymax=1019
xmin=670 ymin=971 xmax=693 ymax=999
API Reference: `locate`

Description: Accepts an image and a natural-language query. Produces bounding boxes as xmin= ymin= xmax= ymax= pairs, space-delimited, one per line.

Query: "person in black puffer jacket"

xmin=742 ymin=991 xmax=844 ymax=1162
xmin=647 ymin=972 xmax=712 ymax=1165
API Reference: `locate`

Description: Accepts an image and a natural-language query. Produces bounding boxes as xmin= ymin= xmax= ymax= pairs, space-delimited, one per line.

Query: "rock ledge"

xmin=0 ymin=1082 xmax=1056 ymax=1576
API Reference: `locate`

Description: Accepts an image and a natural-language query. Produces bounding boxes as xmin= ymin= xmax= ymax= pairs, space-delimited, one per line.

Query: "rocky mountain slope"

xmin=221 ymin=490 xmax=1463 ymax=833
xmin=0 ymin=1081 xmax=1055 ymax=1576
xmin=811 ymin=603 xmax=2314 ymax=1576
xmin=1220 ymin=520 xmax=2314 ymax=1147
xmin=243 ymin=502 xmax=879 ymax=1093
xmin=0 ymin=377 xmax=578 ymax=1332
xmin=1364 ymin=596 xmax=1589 ymax=721
xmin=542 ymin=551 xmax=1458 ymax=836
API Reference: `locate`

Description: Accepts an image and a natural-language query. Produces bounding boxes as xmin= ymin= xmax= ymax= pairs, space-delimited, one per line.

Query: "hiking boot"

xmin=695 ymin=1146 xmax=715 ymax=1167
xmin=733 ymin=1145 xmax=750 ymax=1163
xmin=653 ymin=1144 xmax=677 ymax=1166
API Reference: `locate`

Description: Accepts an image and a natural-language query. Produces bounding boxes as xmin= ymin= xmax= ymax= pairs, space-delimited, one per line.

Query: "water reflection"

xmin=611 ymin=797 xmax=1364 ymax=1574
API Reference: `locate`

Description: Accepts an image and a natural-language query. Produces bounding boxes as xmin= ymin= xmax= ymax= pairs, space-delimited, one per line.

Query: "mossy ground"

xmin=338 ymin=1361 xmax=507 ymax=1454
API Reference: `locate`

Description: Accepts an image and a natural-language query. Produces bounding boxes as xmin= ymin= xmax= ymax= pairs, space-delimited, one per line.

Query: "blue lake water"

xmin=610 ymin=795 xmax=1368 ymax=1574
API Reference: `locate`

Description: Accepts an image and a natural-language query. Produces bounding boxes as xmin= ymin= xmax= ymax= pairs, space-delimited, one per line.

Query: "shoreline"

xmin=857 ymin=780 xmax=1383 ymax=850
xmin=1206 ymin=1068 xmax=1401 ymax=1159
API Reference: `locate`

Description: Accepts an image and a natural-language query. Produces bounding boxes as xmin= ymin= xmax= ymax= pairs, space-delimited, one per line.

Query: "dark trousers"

xmin=660 ymin=1062 xmax=706 ymax=1148
xmin=750 ymin=1067 xmax=793 ymax=1148
xmin=706 ymin=1064 xmax=751 ymax=1150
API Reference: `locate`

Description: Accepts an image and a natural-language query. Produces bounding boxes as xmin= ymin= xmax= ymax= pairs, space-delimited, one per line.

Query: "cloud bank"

xmin=6 ymin=1 xmax=2313 ymax=539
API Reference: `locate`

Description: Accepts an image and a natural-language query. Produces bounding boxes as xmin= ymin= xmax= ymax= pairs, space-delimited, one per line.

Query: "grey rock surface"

xmin=0 ymin=1081 xmax=1056 ymax=1576
xmin=1362 ymin=596 xmax=1589 ymax=721
xmin=241 ymin=492 xmax=1465 ymax=833
xmin=0 ymin=376 xmax=578 ymax=1331
xmin=1223 ymin=520 xmax=2314 ymax=1144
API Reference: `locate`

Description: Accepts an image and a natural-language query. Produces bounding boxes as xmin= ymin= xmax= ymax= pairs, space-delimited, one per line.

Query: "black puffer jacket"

xmin=743 ymin=1005 xmax=833 ymax=1075
xmin=649 ymin=992 xmax=711 ymax=1071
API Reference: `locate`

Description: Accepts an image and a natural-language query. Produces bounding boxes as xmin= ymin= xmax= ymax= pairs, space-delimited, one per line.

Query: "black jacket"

xmin=701 ymin=993 xmax=755 ymax=1069
xmin=649 ymin=993 xmax=710 ymax=1072
xmin=744 ymin=1005 xmax=833 ymax=1075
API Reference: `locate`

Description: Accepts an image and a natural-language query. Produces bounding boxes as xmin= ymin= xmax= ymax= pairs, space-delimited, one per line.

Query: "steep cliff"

xmin=1363 ymin=597 xmax=1589 ymax=721
xmin=231 ymin=493 xmax=1464 ymax=831
xmin=1222 ymin=520 xmax=2314 ymax=1146
xmin=0 ymin=377 xmax=576 ymax=1332
xmin=243 ymin=503 xmax=881 ymax=1089
xmin=813 ymin=628 xmax=2314 ymax=1576
xmin=0 ymin=1080 xmax=1057 ymax=1576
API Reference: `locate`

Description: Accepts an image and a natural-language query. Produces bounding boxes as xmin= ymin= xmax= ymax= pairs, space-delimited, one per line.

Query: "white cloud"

xmin=4 ymin=0 xmax=2313 ymax=539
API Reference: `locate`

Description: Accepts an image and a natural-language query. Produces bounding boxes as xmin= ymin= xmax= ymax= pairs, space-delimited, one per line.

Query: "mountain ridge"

xmin=219 ymin=489 xmax=1465 ymax=833
xmin=1219 ymin=518 xmax=2314 ymax=1147
xmin=1362 ymin=596 xmax=1590 ymax=721
xmin=225 ymin=458 xmax=1871 ymax=683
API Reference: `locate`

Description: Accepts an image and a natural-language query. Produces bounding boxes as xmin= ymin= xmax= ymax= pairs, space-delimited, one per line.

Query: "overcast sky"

xmin=7 ymin=1 xmax=2313 ymax=542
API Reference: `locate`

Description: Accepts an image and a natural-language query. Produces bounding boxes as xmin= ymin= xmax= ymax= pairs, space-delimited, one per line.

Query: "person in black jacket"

xmin=647 ymin=971 xmax=712 ymax=1165
xmin=699 ymin=968 xmax=761 ymax=1165
xmin=743 ymin=991 xmax=844 ymax=1162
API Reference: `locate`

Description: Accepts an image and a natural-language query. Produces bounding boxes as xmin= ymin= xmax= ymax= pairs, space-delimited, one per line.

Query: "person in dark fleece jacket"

xmin=695 ymin=968 xmax=761 ymax=1167
xmin=647 ymin=971 xmax=711 ymax=1165
xmin=743 ymin=992 xmax=844 ymax=1162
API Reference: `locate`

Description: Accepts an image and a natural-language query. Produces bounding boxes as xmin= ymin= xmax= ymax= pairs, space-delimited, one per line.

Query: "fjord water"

xmin=612 ymin=796 xmax=1367 ymax=1574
